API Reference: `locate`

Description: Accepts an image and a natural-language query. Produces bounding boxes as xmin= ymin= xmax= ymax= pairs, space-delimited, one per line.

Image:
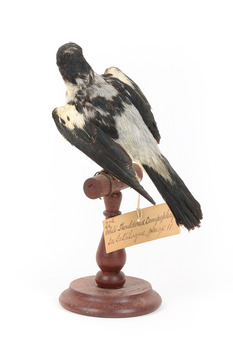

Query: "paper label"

xmin=103 ymin=203 xmax=180 ymax=253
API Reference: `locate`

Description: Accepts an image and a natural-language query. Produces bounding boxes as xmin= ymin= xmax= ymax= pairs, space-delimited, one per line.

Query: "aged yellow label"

xmin=103 ymin=203 xmax=180 ymax=253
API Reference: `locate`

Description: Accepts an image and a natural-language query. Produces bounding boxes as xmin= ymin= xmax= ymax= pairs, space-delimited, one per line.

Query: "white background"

xmin=1 ymin=0 xmax=233 ymax=349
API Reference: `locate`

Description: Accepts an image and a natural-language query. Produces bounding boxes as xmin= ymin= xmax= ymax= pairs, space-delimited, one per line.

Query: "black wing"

xmin=103 ymin=67 xmax=161 ymax=143
xmin=52 ymin=104 xmax=155 ymax=204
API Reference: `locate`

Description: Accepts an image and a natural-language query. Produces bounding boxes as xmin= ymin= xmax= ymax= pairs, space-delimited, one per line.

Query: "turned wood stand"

xmin=59 ymin=164 xmax=162 ymax=317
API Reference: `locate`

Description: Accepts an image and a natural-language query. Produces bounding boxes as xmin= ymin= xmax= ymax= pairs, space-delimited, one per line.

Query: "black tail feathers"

xmin=112 ymin=168 xmax=156 ymax=206
xmin=143 ymin=157 xmax=203 ymax=230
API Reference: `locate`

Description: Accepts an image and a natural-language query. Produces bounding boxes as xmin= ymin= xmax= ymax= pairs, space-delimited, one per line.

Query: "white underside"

xmin=114 ymin=103 xmax=172 ymax=181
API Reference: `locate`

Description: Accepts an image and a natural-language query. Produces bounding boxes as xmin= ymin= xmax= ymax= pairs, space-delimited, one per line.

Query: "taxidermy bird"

xmin=52 ymin=42 xmax=202 ymax=230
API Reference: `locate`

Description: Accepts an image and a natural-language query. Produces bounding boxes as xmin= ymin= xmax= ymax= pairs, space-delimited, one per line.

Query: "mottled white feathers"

xmin=88 ymin=74 xmax=118 ymax=99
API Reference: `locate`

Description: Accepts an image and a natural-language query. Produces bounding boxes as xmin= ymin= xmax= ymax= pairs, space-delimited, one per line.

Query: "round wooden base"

xmin=59 ymin=276 xmax=162 ymax=318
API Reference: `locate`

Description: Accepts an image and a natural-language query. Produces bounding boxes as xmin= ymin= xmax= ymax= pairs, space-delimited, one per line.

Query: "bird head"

xmin=56 ymin=42 xmax=93 ymax=84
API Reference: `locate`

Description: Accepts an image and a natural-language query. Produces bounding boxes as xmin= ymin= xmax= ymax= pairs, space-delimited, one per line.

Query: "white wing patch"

xmin=55 ymin=104 xmax=85 ymax=130
xmin=104 ymin=67 xmax=134 ymax=89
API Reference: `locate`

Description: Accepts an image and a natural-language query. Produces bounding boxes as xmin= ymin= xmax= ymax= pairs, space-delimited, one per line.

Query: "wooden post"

xmin=59 ymin=164 xmax=162 ymax=317
xmin=95 ymin=193 xmax=126 ymax=289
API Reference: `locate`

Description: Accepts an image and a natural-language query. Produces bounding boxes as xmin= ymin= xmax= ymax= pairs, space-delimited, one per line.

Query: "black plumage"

xmin=53 ymin=42 xmax=202 ymax=230
xmin=52 ymin=108 xmax=155 ymax=204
